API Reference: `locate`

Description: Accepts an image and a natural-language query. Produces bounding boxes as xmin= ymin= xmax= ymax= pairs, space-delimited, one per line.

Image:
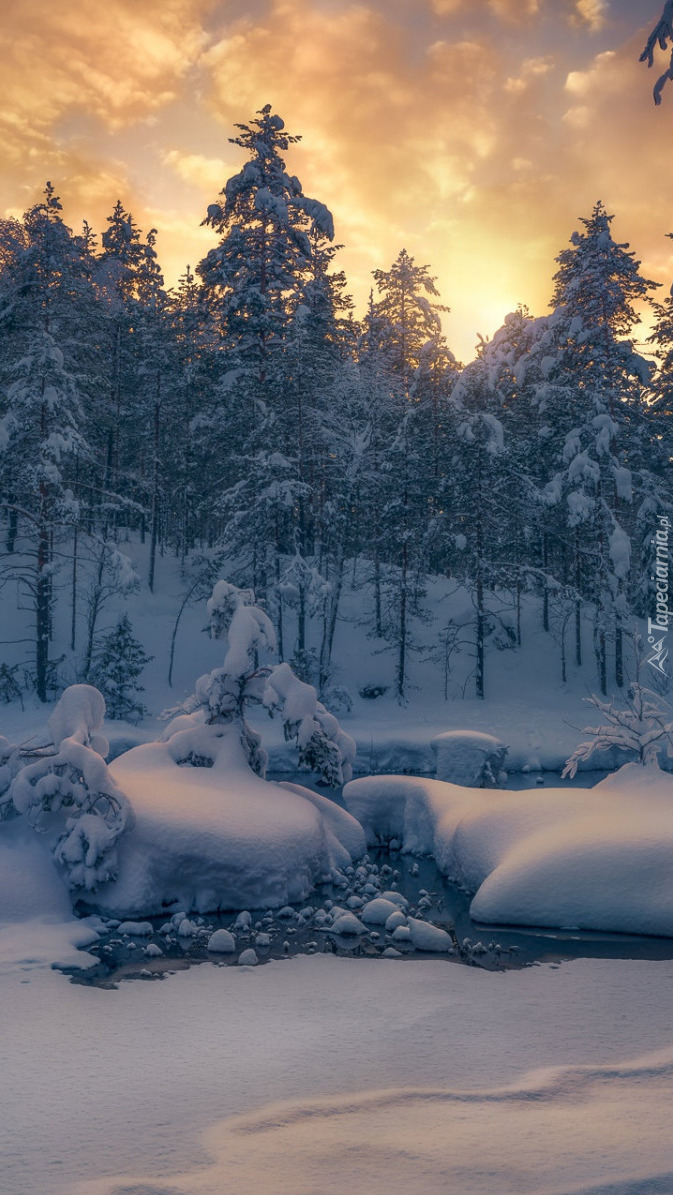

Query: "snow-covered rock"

xmin=86 ymin=724 xmax=366 ymax=917
xmin=432 ymin=729 xmax=508 ymax=787
xmin=117 ymin=920 xmax=153 ymax=936
xmin=344 ymin=764 xmax=673 ymax=937
xmin=406 ymin=917 xmax=453 ymax=953
xmin=385 ymin=910 xmax=408 ymax=932
xmin=361 ymin=897 xmax=402 ymax=924
xmin=207 ymin=929 xmax=236 ymax=954
xmin=330 ymin=912 xmax=367 ymax=936
xmin=238 ymin=948 xmax=258 ymax=966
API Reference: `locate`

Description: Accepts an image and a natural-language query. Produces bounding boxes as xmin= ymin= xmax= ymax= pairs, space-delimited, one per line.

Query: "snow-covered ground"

xmin=2 ymin=945 xmax=673 ymax=1195
xmin=2 ymin=549 xmax=672 ymax=1192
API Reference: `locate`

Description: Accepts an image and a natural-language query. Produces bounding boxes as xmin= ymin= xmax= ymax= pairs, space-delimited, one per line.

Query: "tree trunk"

xmin=148 ymin=387 xmax=160 ymax=593
xmin=36 ymin=515 xmax=50 ymax=703
xmin=574 ymin=529 xmax=582 ymax=667
xmin=615 ymin=620 xmax=624 ymax=688
xmin=5 ymin=493 xmax=17 ymax=553
xmin=542 ymin=533 xmax=550 ymax=633
xmin=396 ymin=537 xmax=408 ymax=704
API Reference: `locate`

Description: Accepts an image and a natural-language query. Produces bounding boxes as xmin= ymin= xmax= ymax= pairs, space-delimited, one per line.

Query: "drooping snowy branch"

xmin=8 ymin=685 xmax=132 ymax=891
xmin=562 ymin=685 xmax=673 ymax=778
xmin=640 ymin=2 xmax=673 ymax=104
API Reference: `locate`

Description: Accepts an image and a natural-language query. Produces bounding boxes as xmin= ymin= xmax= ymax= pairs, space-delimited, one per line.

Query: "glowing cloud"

xmin=0 ymin=0 xmax=668 ymax=359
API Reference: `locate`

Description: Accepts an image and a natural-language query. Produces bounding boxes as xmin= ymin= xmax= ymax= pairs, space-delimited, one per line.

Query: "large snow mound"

xmin=344 ymin=763 xmax=673 ymax=937
xmin=88 ymin=724 xmax=366 ymax=917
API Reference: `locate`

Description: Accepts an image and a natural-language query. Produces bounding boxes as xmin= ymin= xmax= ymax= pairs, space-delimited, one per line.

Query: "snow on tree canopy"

xmin=207 ymin=580 xmax=277 ymax=680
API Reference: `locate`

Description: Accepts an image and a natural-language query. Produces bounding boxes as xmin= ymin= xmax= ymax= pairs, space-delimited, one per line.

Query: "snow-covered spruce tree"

xmin=197 ymin=106 xmax=337 ymax=616
xmin=446 ymin=345 xmax=514 ymax=700
xmin=166 ymin=267 xmax=220 ymax=557
xmin=315 ymin=361 xmax=375 ymax=690
xmin=95 ymin=200 xmax=150 ymax=511
xmin=536 ymin=202 xmax=657 ymax=692
xmin=562 ymin=684 xmax=673 ymax=777
xmin=0 ymin=186 xmax=93 ymax=701
xmin=366 ymin=249 xmax=453 ymax=703
xmin=90 ymin=614 xmax=152 ymax=722
xmin=165 ymin=581 xmax=355 ymax=786
xmin=7 ymin=685 xmax=132 ymax=891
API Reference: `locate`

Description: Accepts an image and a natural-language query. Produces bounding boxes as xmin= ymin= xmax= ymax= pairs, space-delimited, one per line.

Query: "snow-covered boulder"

xmin=85 ymin=724 xmax=366 ymax=918
xmin=361 ymin=897 xmax=402 ymax=925
xmin=207 ymin=929 xmax=236 ymax=954
xmin=432 ymin=730 xmax=508 ymax=787
xmin=344 ymin=764 xmax=673 ymax=937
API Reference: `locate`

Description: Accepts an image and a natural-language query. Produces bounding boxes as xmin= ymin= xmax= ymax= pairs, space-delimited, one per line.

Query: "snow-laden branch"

xmin=640 ymin=1 xmax=673 ymax=104
xmin=7 ymin=685 xmax=133 ymax=890
xmin=562 ymin=685 xmax=673 ymax=778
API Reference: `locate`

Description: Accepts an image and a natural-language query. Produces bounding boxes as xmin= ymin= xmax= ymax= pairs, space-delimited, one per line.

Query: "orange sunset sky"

xmin=1 ymin=0 xmax=671 ymax=359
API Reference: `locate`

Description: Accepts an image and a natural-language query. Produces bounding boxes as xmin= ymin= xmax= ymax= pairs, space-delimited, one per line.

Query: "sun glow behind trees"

xmin=1 ymin=2 xmax=673 ymax=363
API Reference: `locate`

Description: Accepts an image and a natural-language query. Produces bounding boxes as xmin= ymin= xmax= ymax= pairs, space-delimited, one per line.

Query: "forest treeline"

xmin=0 ymin=106 xmax=671 ymax=705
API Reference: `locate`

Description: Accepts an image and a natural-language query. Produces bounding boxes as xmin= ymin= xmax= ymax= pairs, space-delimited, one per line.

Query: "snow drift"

xmin=343 ymin=763 xmax=673 ymax=937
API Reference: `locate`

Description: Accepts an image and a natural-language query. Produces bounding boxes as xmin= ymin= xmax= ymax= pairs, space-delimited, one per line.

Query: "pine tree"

xmin=367 ymin=250 xmax=452 ymax=702
xmin=0 ymin=185 xmax=94 ymax=700
xmin=537 ymin=202 xmax=657 ymax=691
xmin=90 ymin=614 xmax=152 ymax=722
xmin=197 ymin=105 xmax=338 ymax=621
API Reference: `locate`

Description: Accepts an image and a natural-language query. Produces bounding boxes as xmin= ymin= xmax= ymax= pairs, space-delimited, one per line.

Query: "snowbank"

xmin=0 ymin=819 xmax=100 ymax=971
xmin=344 ymin=763 xmax=673 ymax=937
xmin=86 ymin=725 xmax=365 ymax=917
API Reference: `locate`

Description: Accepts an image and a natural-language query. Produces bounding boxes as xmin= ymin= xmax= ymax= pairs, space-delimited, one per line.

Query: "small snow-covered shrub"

xmin=0 ymin=662 xmax=23 ymax=707
xmin=563 ymin=684 xmax=673 ymax=778
xmin=163 ymin=581 xmax=355 ymax=786
xmin=359 ymin=684 xmax=388 ymax=700
xmin=7 ymin=685 xmax=132 ymax=890
xmin=322 ymin=685 xmax=353 ymax=715
xmin=289 ymin=647 xmax=319 ymax=686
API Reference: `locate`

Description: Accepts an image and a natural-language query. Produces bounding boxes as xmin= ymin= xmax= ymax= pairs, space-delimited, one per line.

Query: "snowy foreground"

xmin=1 ymin=943 xmax=673 ymax=1195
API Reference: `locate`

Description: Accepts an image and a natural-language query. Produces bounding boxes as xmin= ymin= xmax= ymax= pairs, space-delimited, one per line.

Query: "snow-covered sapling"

xmin=164 ymin=581 xmax=355 ymax=785
xmin=90 ymin=613 xmax=152 ymax=722
xmin=7 ymin=685 xmax=133 ymax=890
xmin=562 ymin=684 xmax=673 ymax=777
